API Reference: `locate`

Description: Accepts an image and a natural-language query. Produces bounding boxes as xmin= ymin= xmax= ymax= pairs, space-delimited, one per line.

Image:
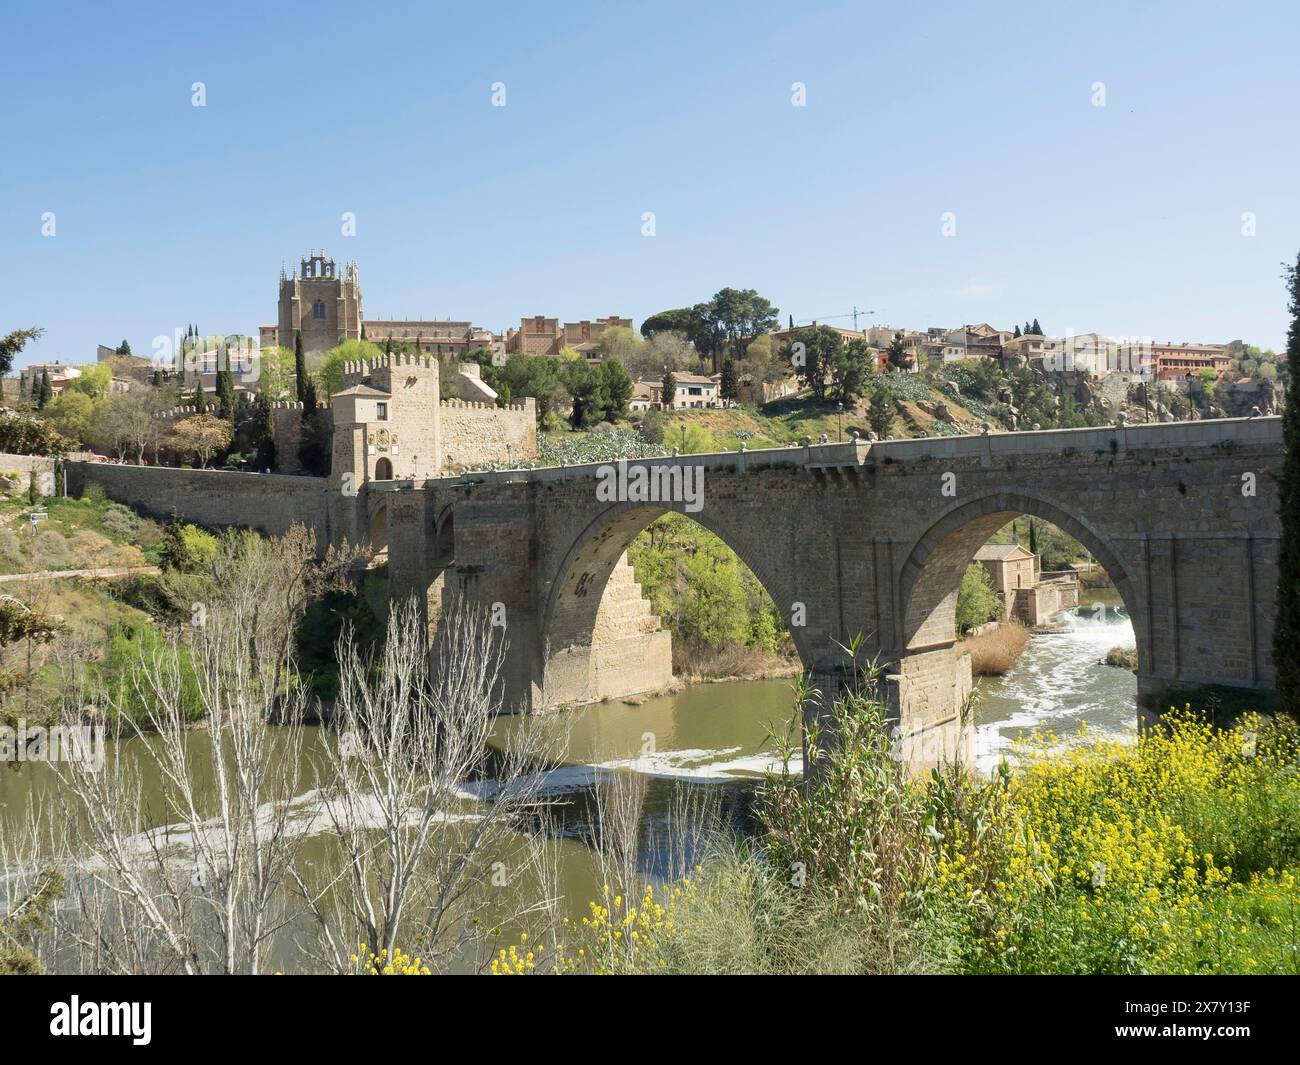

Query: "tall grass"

xmin=962 ymin=619 xmax=1030 ymax=676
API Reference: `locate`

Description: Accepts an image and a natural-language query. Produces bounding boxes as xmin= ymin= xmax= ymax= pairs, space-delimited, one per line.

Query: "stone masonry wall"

xmin=438 ymin=399 xmax=537 ymax=472
xmin=66 ymin=462 xmax=336 ymax=544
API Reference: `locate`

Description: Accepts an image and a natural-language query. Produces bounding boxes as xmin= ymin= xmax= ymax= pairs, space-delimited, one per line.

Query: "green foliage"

xmin=661 ymin=368 xmax=676 ymax=410
xmin=0 ymin=410 xmax=68 ymax=455
xmin=158 ymin=512 xmax=217 ymax=573
xmin=782 ymin=324 xmax=840 ymax=402
xmin=318 ymin=340 xmax=383 ymax=399
xmin=92 ymin=621 xmax=205 ymax=724
xmin=956 ymin=562 xmax=1001 ymax=633
xmin=641 ymin=289 xmax=779 ymax=366
xmin=294 ymin=576 xmax=386 ymax=700
xmin=485 ymin=354 xmax=568 ymax=427
xmin=719 ymin=359 xmax=738 ymax=401
xmin=628 ymin=513 xmax=787 ymax=658
xmin=1277 ymin=252 xmax=1300 ymax=717
xmin=867 ymin=388 xmax=894 ymax=438
xmin=294 ymin=329 xmax=307 ymax=401
xmin=829 ymin=338 xmax=873 ymax=406
xmin=638 ymin=407 xmax=665 ymax=445
xmin=0 ymin=326 xmax=43 ymax=376
xmin=101 ymin=502 xmax=141 ymax=540
xmin=0 ymin=868 xmax=63 ymax=974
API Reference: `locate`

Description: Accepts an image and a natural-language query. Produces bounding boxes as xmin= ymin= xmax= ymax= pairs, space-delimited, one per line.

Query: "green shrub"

xmin=955 ymin=562 xmax=1001 ymax=633
xmin=101 ymin=502 xmax=141 ymax=541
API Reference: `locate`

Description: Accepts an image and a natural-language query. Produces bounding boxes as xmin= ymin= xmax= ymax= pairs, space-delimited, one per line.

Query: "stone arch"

xmin=898 ymin=491 xmax=1141 ymax=656
xmin=425 ymin=506 xmax=457 ymax=634
xmin=374 ymin=456 xmax=393 ymax=480
xmin=891 ymin=492 xmax=1145 ymax=751
xmin=368 ymin=501 xmax=389 ymax=562
xmin=539 ymin=499 xmax=809 ymax=708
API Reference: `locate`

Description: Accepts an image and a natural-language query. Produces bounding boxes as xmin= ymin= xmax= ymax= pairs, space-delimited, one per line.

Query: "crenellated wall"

xmin=438 ymin=398 xmax=537 ymax=472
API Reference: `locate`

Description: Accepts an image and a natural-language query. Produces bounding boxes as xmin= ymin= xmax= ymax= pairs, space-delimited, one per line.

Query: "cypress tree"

xmin=302 ymin=374 xmax=318 ymax=419
xmin=253 ymin=393 xmax=277 ymax=471
xmin=720 ymin=359 xmax=738 ymax=402
xmin=1274 ymin=252 xmax=1300 ymax=716
xmin=37 ymin=369 xmax=52 ymax=409
xmin=294 ymin=329 xmax=307 ymax=402
xmin=193 ymin=385 xmax=207 ymax=413
xmin=216 ymin=365 xmax=236 ymax=421
xmin=661 ymin=369 xmax=676 ymax=411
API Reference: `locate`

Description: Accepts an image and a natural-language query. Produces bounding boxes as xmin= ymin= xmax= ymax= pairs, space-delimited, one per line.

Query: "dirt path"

xmin=0 ymin=565 xmax=160 ymax=584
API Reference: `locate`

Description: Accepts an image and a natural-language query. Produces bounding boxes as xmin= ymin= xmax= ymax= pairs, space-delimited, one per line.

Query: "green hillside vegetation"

xmin=627 ymin=513 xmax=795 ymax=677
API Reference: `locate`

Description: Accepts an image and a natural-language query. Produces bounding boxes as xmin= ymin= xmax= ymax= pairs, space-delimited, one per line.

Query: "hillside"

xmin=654 ymin=375 xmax=990 ymax=453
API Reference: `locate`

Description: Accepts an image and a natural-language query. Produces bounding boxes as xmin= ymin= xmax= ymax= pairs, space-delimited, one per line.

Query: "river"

xmin=0 ymin=603 xmax=1137 ymax=971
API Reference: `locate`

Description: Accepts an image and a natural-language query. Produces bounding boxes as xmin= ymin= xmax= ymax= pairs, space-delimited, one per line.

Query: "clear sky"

xmin=2 ymin=0 xmax=1298 ymax=368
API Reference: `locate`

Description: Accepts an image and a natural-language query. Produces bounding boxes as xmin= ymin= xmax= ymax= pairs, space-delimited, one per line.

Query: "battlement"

xmin=154 ymin=405 xmax=201 ymax=420
xmin=436 ymin=397 xmax=535 ymax=412
xmin=340 ymin=353 xmax=437 ymax=388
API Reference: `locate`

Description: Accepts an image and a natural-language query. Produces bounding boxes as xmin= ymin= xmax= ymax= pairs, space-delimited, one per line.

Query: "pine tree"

xmin=1013 ymin=324 xmax=1022 ymax=338
xmin=867 ymin=388 xmax=893 ymax=438
xmin=1274 ymin=252 xmax=1300 ymax=717
xmin=1031 ymin=318 xmax=1043 ymax=336
xmin=294 ymin=329 xmax=307 ymax=402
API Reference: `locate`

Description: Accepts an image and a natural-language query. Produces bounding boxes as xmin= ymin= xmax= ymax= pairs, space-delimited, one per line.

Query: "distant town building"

xmin=365 ymin=320 xmax=500 ymax=360
xmin=504 ymin=315 xmax=632 ymax=359
xmin=637 ymin=373 xmax=722 ymax=409
xmin=19 ymin=361 xmax=80 ymax=397
xmin=962 ymin=323 xmax=1004 ymax=362
xmin=1152 ymin=341 xmax=1231 ymax=381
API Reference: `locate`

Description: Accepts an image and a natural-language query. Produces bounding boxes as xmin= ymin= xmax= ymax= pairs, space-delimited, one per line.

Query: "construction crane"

xmin=794 ymin=306 xmax=877 ymax=330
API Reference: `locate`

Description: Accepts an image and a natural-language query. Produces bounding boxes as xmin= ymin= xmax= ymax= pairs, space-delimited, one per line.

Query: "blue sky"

xmin=2 ymin=0 xmax=1298 ymax=367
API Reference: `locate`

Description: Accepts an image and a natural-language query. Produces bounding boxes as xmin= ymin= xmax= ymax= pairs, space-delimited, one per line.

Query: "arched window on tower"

xmin=312 ymin=299 xmax=326 ymax=320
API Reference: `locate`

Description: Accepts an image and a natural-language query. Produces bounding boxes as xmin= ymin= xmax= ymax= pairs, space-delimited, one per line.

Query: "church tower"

xmin=277 ymin=251 xmax=363 ymax=357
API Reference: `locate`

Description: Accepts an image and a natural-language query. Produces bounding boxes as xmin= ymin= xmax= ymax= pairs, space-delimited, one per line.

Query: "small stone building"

xmin=975 ymin=543 xmax=1079 ymax=627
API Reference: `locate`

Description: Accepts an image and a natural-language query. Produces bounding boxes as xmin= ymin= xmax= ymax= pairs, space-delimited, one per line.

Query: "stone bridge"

xmin=71 ymin=416 xmax=1284 ymax=767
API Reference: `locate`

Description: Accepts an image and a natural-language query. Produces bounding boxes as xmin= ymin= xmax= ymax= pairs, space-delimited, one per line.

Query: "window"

xmin=376 ymin=402 xmax=388 ymax=420
xmin=312 ymin=299 xmax=325 ymax=320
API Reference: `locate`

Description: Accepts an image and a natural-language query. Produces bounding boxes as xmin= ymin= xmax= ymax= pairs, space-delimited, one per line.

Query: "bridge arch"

xmin=894 ymin=491 xmax=1147 ymax=750
xmin=367 ymin=500 xmax=389 ymax=563
xmin=899 ymin=491 xmax=1141 ymax=650
xmin=539 ymin=499 xmax=808 ymax=708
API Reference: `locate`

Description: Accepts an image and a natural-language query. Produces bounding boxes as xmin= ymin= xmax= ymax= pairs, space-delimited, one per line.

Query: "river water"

xmin=0 ymin=603 xmax=1137 ymax=970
